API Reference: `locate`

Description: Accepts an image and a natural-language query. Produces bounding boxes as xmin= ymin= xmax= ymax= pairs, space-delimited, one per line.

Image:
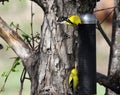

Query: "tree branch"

xmin=97 ymin=71 xmax=120 ymax=94
xmin=0 ymin=17 xmax=40 ymax=89
xmin=0 ymin=17 xmax=32 ymax=61
xmin=97 ymin=21 xmax=112 ymax=47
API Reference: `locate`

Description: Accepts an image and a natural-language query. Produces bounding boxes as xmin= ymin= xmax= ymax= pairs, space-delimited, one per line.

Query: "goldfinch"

xmin=58 ymin=15 xmax=82 ymax=26
xmin=69 ymin=68 xmax=78 ymax=92
xmin=65 ymin=15 xmax=82 ymax=26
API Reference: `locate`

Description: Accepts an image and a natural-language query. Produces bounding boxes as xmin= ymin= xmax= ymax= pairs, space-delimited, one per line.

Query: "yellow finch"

xmin=64 ymin=15 xmax=82 ymax=26
xmin=69 ymin=68 xmax=78 ymax=92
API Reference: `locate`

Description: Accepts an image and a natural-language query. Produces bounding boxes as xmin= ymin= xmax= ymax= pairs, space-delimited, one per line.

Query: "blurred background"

xmin=0 ymin=0 xmax=114 ymax=95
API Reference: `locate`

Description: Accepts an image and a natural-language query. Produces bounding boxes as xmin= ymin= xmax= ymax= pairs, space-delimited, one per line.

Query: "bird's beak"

xmin=56 ymin=21 xmax=66 ymax=25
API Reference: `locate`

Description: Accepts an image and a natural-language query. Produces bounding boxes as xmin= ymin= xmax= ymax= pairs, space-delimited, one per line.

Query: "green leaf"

xmin=11 ymin=68 xmax=19 ymax=72
xmin=16 ymin=61 xmax=20 ymax=65
xmin=32 ymin=13 xmax=35 ymax=17
xmin=13 ymin=61 xmax=20 ymax=68
xmin=15 ymin=57 xmax=20 ymax=62
xmin=117 ymin=38 xmax=120 ymax=43
xmin=11 ymin=57 xmax=20 ymax=72
xmin=10 ymin=22 xmax=14 ymax=27
xmin=11 ymin=68 xmax=16 ymax=72
xmin=1 ymin=72 xmax=8 ymax=77
xmin=22 ymin=33 xmax=29 ymax=39
xmin=6 ymin=45 xmax=10 ymax=51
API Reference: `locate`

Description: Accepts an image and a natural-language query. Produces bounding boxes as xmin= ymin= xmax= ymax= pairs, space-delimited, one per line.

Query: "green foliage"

xmin=1 ymin=72 xmax=8 ymax=77
xmin=32 ymin=13 xmax=35 ymax=17
xmin=22 ymin=33 xmax=30 ymax=40
xmin=9 ymin=22 xmax=14 ymax=27
xmin=5 ymin=45 xmax=10 ymax=51
xmin=0 ymin=57 xmax=21 ymax=92
xmin=11 ymin=57 xmax=20 ymax=72
xmin=1 ymin=57 xmax=21 ymax=78
xmin=117 ymin=38 xmax=120 ymax=43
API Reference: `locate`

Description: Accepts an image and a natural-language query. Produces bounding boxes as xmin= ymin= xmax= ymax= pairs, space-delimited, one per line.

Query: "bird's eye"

xmin=66 ymin=19 xmax=74 ymax=25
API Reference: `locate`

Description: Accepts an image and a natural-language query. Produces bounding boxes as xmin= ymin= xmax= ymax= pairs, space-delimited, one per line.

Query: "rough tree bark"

xmin=106 ymin=0 xmax=120 ymax=95
xmin=35 ymin=1 xmax=78 ymax=95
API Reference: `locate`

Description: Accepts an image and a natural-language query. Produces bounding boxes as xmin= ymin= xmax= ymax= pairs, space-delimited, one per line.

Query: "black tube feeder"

xmin=78 ymin=13 xmax=96 ymax=94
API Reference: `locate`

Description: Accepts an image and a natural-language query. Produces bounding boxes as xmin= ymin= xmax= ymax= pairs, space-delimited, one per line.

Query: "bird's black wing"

xmin=69 ymin=79 xmax=74 ymax=92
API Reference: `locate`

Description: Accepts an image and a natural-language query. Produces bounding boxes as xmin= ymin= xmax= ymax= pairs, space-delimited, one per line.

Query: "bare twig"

xmin=97 ymin=21 xmax=112 ymax=47
xmin=94 ymin=6 xmax=116 ymax=13
xmin=19 ymin=68 xmax=26 ymax=95
xmin=100 ymin=9 xmax=114 ymax=24
xmin=31 ymin=1 xmax=35 ymax=49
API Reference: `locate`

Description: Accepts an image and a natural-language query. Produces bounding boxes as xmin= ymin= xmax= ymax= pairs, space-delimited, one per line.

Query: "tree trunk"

xmin=106 ymin=0 xmax=120 ymax=95
xmin=32 ymin=1 xmax=79 ymax=95
xmin=0 ymin=0 xmax=97 ymax=95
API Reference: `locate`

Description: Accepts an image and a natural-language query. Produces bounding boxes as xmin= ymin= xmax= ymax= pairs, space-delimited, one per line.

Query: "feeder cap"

xmin=81 ymin=13 xmax=96 ymax=24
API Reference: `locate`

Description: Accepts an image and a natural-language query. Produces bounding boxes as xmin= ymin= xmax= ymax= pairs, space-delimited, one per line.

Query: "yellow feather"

xmin=69 ymin=68 xmax=78 ymax=91
xmin=66 ymin=15 xmax=82 ymax=26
